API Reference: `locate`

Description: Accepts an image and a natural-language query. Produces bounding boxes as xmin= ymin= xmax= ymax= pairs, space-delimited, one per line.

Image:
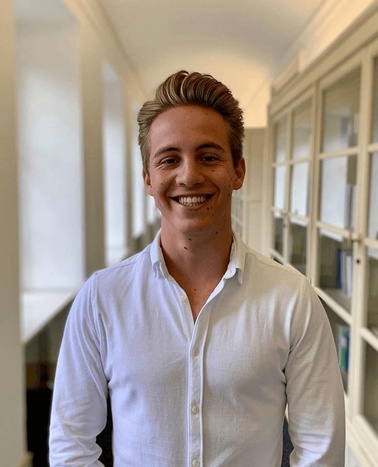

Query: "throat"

xmin=185 ymin=281 xmax=219 ymax=322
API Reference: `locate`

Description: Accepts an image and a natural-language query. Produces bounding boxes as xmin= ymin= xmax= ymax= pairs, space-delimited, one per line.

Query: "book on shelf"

xmin=337 ymin=248 xmax=353 ymax=297
xmin=337 ymin=324 xmax=350 ymax=373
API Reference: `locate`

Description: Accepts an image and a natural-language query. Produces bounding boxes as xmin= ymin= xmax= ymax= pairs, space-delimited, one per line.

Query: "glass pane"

xmin=367 ymin=248 xmax=378 ymax=335
xmin=372 ymin=57 xmax=378 ymax=143
xmin=292 ymin=100 xmax=312 ymax=160
xmin=318 ymin=230 xmax=353 ymax=312
xmin=322 ymin=69 xmax=361 ymax=153
xmin=273 ymin=166 xmax=286 ymax=210
xmin=273 ymin=212 xmax=284 ymax=255
xmin=274 ymin=117 xmax=288 ymax=163
xmin=321 ymin=299 xmax=350 ymax=393
xmin=289 ymin=221 xmax=307 ymax=274
xmin=363 ymin=342 xmax=378 ymax=436
xmin=368 ymin=153 xmax=378 ymax=240
xmin=290 ymin=162 xmax=309 ymax=216
xmin=320 ymin=155 xmax=357 ymax=229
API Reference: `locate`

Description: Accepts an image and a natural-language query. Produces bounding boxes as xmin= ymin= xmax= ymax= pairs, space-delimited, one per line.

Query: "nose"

xmin=176 ymin=158 xmax=205 ymax=187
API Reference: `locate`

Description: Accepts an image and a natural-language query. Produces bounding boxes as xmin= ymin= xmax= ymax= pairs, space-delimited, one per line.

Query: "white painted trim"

xmin=63 ymin=0 xmax=146 ymax=102
xmin=276 ymin=0 xmax=378 ymax=76
xmin=272 ymin=52 xmax=301 ymax=93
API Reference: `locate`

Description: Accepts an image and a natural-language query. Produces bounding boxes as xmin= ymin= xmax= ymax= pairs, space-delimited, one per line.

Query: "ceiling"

xmin=14 ymin=0 xmax=340 ymax=125
xmin=95 ymin=0 xmax=328 ymax=124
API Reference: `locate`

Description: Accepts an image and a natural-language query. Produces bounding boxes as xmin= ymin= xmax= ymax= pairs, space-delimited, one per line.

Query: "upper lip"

xmin=171 ymin=192 xmax=214 ymax=198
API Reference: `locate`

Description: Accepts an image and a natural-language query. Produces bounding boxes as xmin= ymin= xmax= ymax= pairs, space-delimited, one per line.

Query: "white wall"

xmin=243 ymin=128 xmax=265 ymax=251
xmin=17 ymin=23 xmax=84 ymax=290
xmin=103 ymin=63 xmax=127 ymax=265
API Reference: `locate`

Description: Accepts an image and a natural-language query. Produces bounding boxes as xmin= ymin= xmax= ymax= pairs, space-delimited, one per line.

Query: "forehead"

xmin=149 ymin=105 xmax=230 ymax=150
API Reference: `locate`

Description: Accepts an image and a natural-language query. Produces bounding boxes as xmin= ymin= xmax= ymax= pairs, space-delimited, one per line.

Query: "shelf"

xmin=323 ymin=288 xmax=352 ymax=313
xmin=21 ymin=290 xmax=77 ymax=344
xmin=361 ymin=328 xmax=378 ymax=353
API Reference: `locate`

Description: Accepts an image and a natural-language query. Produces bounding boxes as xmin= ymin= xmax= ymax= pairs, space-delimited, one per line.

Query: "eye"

xmin=160 ymin=156 xmax=179 ymax=166
xmin=201 ymin=154 xmax=218 ymax=162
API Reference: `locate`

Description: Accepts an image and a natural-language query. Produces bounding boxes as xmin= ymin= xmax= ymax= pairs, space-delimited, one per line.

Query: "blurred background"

xmin=1 ymin=0 xmax=378 ymax=465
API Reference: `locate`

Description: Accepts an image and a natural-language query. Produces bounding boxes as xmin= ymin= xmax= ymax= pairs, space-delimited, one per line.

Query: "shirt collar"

xmin=150 ymin=229 xmax=246 ymax=284
xmin=225 ymin=231 xmax=246 ymax=284
xmin=150 ymin=230 xmax=168 ymax=278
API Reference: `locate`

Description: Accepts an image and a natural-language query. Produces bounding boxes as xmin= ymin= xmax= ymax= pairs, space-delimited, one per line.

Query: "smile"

xmin=176 ymin=195 xmax=211 ymax=206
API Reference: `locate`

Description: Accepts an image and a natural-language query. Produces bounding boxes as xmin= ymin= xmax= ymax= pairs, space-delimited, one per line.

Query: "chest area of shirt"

xmin=102 ymin=298 xmax=290 ymax=394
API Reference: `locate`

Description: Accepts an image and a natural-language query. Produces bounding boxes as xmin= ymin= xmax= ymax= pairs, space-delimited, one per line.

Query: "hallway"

xmin=2 ymin=0 xmax=378 ymax=465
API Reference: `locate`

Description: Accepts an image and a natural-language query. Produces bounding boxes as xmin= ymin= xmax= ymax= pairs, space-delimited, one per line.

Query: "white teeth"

xmin=178 ymin=196 xmax=207 ymax=206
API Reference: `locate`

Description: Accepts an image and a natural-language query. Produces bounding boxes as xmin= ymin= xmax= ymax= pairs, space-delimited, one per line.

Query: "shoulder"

xmin=71 ymin=244 xmax=154 ymax=312
xmin=93 ymin=243 xmax=153 ymax=286
xmin=233 ymin=232 xmax=304 ymax=287
xmin=244 ymin=246 xmax=307 ymax=290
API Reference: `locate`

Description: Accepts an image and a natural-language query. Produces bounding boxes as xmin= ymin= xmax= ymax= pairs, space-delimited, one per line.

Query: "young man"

xmin=49 ymin=71 xmax=345 ymax=466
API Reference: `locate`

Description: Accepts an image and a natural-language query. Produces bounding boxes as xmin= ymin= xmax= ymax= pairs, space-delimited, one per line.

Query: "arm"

xmin=285 ymin=278 xmax=345 ymax=466
xmin=49 ymin=276 xmax=108 ymax=466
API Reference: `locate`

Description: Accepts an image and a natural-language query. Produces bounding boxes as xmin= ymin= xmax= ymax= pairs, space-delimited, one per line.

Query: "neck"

xmin=159 ymin=226 xmax=234 ymax=321
xmin=159 ymin=224 xmax=234 ymax=282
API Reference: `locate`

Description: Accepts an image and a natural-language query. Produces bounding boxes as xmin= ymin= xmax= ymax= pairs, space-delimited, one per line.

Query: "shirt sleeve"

xmin=285 ymin=277 xmax=346 ymax=467
xmin=49 ymin=275 xmax=108 ymax=466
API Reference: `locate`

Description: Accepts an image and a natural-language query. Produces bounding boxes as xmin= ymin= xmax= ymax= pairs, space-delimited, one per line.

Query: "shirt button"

xmin=192 ymin=405 xmax=199 ymax=414
xmin=180 ymin=295 xmax=186 ymax=302
xmin=192 ymin=460 xmax=200 ymax=467
xmin=193 ymin=348 xmax=199 ymax=357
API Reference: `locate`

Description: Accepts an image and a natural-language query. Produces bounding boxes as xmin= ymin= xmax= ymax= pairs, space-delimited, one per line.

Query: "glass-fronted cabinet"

xmin=360 ymin=43 xmax=378 ymax=443
xmin=267 ymin=27 xmax=378 ymax=465
xmin=316 ymin=63 xmax=361 ymax=319
xmin=271 ymin=97 xmax=312 ymax=274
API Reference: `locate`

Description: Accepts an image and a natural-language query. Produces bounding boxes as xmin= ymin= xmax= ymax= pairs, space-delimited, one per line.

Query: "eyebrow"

xmin=153 ymin=146 xmax=180 ymax=160
xmin=152 ymin=142 xmax=226 ymax=160
xmin=197 ymin=142 xmax=226 ymax=152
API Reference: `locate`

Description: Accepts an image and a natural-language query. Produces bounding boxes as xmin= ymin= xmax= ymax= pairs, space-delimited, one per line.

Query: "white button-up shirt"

xmin=49 ymin=232 xmax=345 ymax=466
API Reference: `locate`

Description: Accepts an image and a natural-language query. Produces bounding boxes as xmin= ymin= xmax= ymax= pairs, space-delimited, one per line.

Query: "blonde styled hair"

xmin=137 ymin=70 xmax=244 ymax=172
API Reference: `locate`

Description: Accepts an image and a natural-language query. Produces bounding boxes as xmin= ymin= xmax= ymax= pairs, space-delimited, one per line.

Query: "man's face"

xmin=143 ymin=105 xmax=245 ymax=237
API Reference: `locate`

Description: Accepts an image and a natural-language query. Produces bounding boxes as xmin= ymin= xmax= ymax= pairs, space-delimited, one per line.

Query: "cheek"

xmin=151 ymin=185 xmax=167 ymax=202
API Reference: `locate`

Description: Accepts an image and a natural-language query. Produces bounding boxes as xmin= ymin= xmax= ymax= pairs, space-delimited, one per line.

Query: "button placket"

xmin=187 ymin=306 xmax=211 ymax=467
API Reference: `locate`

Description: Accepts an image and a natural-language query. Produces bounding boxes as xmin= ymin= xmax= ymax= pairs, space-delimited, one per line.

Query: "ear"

xmin=143 ymin=169 xmax=153 ymax=196
xmin=233 ymin=157 xmax=246 ymax=191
